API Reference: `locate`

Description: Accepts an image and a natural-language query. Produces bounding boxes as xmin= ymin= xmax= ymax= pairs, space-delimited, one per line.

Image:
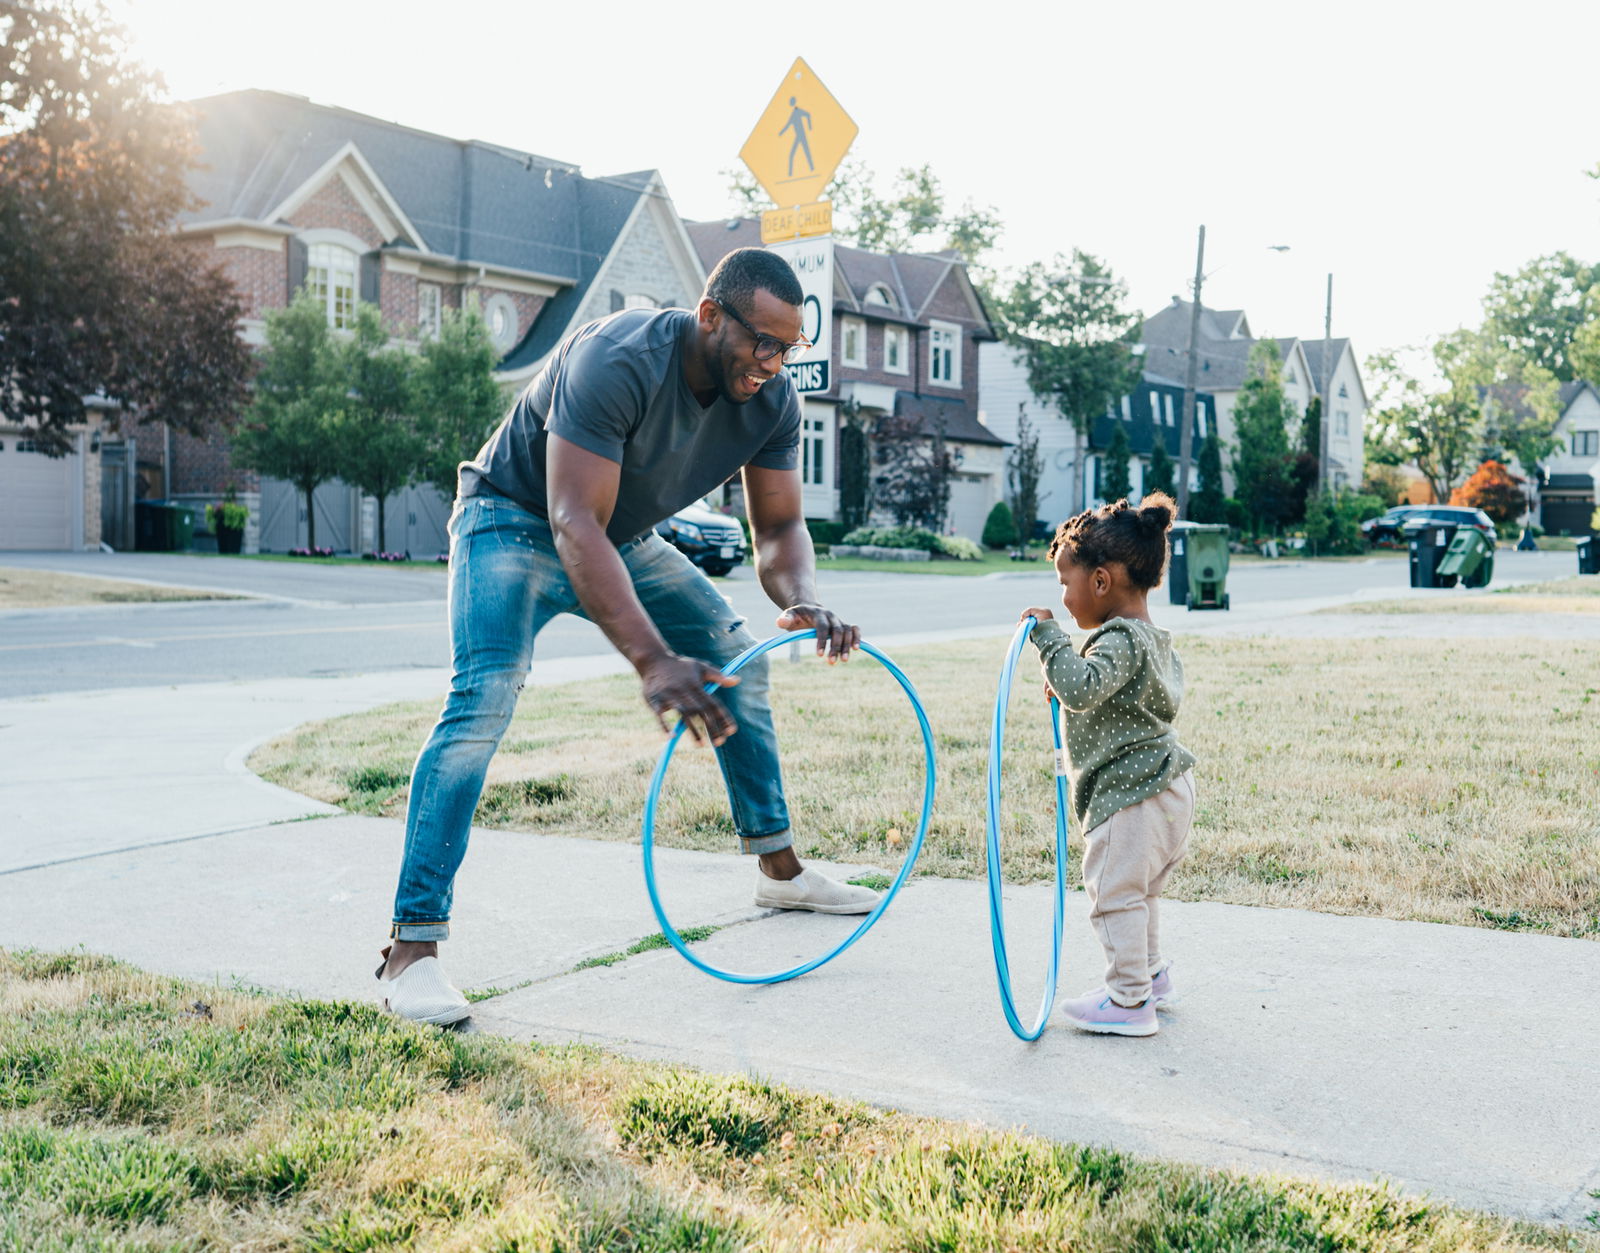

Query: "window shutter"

xmin=360 ymin=251 xmax=381 ymax=304
xmin=610 ymin=289 xmax=624 ymax=313
xmin=286 ymin=237 xmax=308 ymax=300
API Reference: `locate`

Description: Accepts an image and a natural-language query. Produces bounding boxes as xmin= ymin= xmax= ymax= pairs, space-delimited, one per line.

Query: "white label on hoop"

xmin=1054 ymin=749 xmax=1068 ymax=776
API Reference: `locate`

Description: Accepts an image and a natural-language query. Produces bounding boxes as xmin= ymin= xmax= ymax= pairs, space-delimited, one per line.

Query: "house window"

xmin=1121 ymin=395 xmax=1132 ymax=421
xmin=624 ymin=293 xmax=657 ymax=309
xmin=307 ymin=243 xmax=358 ymax=329
xmin=841 ymin=317 xmax=866 ymax=367
xmin=929 ymin=321 xmax=961 ymax=387
xmin=483 ymin=293 xmax=520 ymax=353
xmin=802 ymin=409 xmax=828 ymax=487
xmin=884 ymin=324 xmax=908 ymax=373
xmin=1335 ymin=409 xmax=1350 ymax=437
xmin=1571 ymin=430 xmax=1599 ymax=457
xmin=866 ymin=283 xmax=897 ymax=310
xmin=1287 ymin=368 xmax=1298 ymax=386
xmin=1338 ymin=382 xmax=1349 ymax=398
xmin=1163 ymin=394 xmax=1175 ymax=425
xmin=417 ymin=283 xmax=442 ymax=340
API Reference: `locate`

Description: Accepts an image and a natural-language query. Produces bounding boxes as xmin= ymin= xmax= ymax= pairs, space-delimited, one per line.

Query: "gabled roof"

xmin=684 ymin=218 xmax=995 ymax=337
xmin=181 ymin=89 xmax=652 ymax=292
xmin=1482 ymin=378 xmax=1600 ymax=423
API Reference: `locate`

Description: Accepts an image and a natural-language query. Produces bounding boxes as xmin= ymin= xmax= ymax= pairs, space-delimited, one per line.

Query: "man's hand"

xmin=776 ymin=604 xmax=861 ymax=664
xmin=640 ymin=655 xmax=741 ymax=746
xmin=1019 ymin=606 xmax=1055 ymax=623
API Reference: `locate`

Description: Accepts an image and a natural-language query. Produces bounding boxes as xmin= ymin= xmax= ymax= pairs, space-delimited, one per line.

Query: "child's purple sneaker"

xmin=1058 ymin=989 xmax=1158 ymax=1036
xmin=1150 ymin=964 xmax=1178 ymax=1010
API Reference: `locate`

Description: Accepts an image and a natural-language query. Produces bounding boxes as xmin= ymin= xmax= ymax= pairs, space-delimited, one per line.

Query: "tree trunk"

xmin=303 ymin=485 xmax=317 ymax=550
xmin=376 ymin=495 xmax=387 ymax=554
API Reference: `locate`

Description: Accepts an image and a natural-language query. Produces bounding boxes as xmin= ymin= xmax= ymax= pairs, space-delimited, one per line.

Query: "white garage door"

xmin=0 ymin=434 xmax=79 ymax=550
xmin=946 ymin=473 xmax=994 ymax=544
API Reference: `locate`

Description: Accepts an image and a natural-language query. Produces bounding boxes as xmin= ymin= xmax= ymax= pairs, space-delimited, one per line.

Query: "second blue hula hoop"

xmin=987 ymin=617 xmax=1072 ymax=1041
xmin=640 ymin=628 xmax=935 ymax=985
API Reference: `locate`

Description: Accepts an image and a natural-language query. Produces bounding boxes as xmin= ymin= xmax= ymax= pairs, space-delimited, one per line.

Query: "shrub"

xmin=1450 ymin=460 xmax=1525 ymax=523
xmin=839 ymin=526 xmax=942 ymax=553
xmin=805 ymin=519 xmax=847 ymax=546
xmin=981 ymin=502 xmax=1017 ymax=549
xmin=205 ymin=501 xmax=248 ymax=531
xmin=935 ymin=535 xmax=983 ymax=561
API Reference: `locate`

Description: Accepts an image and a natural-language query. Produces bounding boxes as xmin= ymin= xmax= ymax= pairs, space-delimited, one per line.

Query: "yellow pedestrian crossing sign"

xmin=739 ymin=57 xmax=857 ymax=209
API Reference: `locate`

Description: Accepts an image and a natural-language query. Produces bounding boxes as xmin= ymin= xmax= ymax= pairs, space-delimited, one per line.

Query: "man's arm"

xmin=547 ymin=434 xmax=738 ymax=745
xmin=742 ymin=462 xmax=860 ymax=662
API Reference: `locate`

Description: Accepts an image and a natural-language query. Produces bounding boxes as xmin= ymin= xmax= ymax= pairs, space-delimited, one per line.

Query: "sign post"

xmin=740 ymin=58 xmax=855 ymax=393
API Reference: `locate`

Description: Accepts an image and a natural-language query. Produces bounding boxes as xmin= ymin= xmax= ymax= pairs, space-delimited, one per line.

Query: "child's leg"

xmin=1082 ymin=807 xmax=1158 ymax=1007
xmin=1144 ymin=771 xmax=1197 ymax=974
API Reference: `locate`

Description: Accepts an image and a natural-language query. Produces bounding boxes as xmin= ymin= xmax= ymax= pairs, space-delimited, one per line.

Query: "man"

xmin=378 ymin=247 xmax=879 ymax=1024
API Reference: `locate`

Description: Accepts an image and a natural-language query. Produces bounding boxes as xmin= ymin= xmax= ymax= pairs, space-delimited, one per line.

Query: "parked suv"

xmin=1396 ymin=505 xmax=1497 ymax=546
xmin=656 ymin=497 xmax=746 ymax=576
xmin=1360 ymin=505 xmax=1431 ymax=547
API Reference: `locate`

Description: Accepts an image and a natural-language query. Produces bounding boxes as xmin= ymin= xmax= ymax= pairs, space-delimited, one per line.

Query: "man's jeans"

xmin=391 ymin=495 xmax=790 ymax=941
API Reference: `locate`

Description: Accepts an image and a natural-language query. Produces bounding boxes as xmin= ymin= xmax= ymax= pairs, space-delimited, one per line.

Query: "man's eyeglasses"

xmin=716 ymin=300 xmax=811 ymax=365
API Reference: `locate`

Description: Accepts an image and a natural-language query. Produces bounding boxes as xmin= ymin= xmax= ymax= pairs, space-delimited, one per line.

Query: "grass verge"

xmin=4 ymin=948 xmax=1593 ymax=1252
xmin=819 ymin=550 xmax=1051 ymax=576
xmin=251 ymin=635 xmax=1600 ymax=940
xmin=1332 ymin=575 xmax=1600 ymax=616
xmin=0 ymin=566 xmax=245 ymax=609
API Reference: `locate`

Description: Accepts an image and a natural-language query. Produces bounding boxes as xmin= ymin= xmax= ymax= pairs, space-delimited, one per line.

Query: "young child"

xmin=1019 ymin=491 xmax=1196 ymax=1037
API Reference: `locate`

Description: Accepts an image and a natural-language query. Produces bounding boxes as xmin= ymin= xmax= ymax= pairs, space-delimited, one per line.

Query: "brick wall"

xmin=168 ymin=425 xmax=259 ymax=497
xmin=286 ymin=177 xmax=385 ymax=249
xmin=190 ymin=237 xmax=285 ymax=320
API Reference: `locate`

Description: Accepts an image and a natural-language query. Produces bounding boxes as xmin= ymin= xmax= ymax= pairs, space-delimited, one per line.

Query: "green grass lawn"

xmin=5 ymin=949 xmax=1592 ymax=1252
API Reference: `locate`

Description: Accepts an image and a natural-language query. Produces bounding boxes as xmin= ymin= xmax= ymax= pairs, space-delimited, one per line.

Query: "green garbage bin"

xmin=1436 ymin=528 xmax=1492 ymax=588
xmin=1173 ymin=523 xmax=1230 ymax=610
xmin=169 ymin=504 xmax=195 ymax=551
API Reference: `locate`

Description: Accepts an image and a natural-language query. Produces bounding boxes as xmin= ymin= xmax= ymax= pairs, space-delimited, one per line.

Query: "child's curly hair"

xmin=1047 ymin=492 xmax=1178 ymax=590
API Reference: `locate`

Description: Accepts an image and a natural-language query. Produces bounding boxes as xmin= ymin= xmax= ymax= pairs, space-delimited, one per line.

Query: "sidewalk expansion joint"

xmin=0 ymin=814 xmax=336 ymax=877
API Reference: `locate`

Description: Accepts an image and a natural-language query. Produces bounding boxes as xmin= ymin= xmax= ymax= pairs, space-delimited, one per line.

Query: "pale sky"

xmin=111 ymin=0 xmax=1600 ymax=367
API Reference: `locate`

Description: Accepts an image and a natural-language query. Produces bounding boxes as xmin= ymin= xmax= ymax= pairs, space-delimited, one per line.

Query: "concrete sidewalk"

xmin=2 ymin=628 xmax=1598 ymax=1231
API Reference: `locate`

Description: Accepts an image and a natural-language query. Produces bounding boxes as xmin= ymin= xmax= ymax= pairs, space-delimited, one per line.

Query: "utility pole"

xmin=1317 ymin=273 xmax=1333 ymax=495
xmin=1177 ymin=225 xmax=1205 ymax=517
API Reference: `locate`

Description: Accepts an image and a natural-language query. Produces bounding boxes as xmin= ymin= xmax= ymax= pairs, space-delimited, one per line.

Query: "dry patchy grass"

xmin=1338 ymin=576 xmax=1600 ymax=616
xmin=251 ymin=635 xmax=1600 ymax=939
xmin=4 ymin=948 xmax=1593 ymax=1252
xmin=0 ymin=566 xmax=242 ymax=609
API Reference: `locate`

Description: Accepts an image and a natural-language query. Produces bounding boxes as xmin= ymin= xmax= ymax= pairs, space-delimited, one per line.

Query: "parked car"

xmin=1395 ymin=505 xmax=1497 ymax=546
xmin=1360 ymin=504 xmax=1431 ymax=547
xmin=656 ymin=496 xmax=746 ymax=576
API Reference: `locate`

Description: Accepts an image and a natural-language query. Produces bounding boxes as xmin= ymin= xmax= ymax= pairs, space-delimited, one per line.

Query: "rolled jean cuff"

xmin=390 ymin=921 xmax=450 ymax=942
xmin=739 ymin=829 xmax=792 ymax=855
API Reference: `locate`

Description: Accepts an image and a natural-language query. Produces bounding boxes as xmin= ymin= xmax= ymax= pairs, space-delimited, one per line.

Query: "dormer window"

xmin=865 ymin=283 xmax=897 ymax=310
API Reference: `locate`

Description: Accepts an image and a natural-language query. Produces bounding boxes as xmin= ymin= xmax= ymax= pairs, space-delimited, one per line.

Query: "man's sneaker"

xmin=754 ymin=868 xmax=881 ymax=915
xmin=1150 ymin=964 xmax=1178 ymax=1010
xmin=1058 ymin=989 xmax=1158 ymax=1037
xmin=375 ymin=948 xmax=471 ymax=1026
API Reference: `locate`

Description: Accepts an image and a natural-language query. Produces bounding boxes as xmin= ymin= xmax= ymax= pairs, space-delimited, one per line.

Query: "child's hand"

xmin=1019 ymin=606 xmax=1054 ymax=623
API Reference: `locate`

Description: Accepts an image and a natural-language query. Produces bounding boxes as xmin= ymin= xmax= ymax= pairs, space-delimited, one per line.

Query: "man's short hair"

xmin=704 ymin=247 xmax=803 ymax=316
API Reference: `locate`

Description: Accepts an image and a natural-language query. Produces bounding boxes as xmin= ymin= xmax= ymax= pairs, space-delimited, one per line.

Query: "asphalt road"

xmin=0 ymin=548 xmax=1577 ymax=698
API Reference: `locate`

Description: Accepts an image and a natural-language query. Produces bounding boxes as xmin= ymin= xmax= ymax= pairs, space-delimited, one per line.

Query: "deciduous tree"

xmin=1479 ymin=252 xmax=1600 ymax=382
xmin=335 ymin=305 xmax=422 ymax=552
xmin=0 ymin=0 xmax=253 ymax=455
xmin=1004 ymin=405 xmax=1043 ymax=551
xmin=992 ymin=251 xmax=1142 ymax=517
xmin=1450 ymin=460 xmax=1525 ymax=523
xmin=230 ymin=296 xmax=346 ymax=550
xmin=414 ymin=309 xmax=506 ymax=501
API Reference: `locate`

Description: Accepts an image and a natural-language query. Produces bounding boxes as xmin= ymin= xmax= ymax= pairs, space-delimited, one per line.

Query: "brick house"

xmin=152 ymin=89 xmax=704 ymax=554
xmin=686 ymin=219 xmax=1004 ymax=541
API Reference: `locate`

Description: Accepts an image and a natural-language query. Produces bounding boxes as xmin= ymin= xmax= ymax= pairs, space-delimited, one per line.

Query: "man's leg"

xmin=385 ymin=499 xmax=574 ymax=984
xmin=620 ymin=536 xmax=876 ymax=912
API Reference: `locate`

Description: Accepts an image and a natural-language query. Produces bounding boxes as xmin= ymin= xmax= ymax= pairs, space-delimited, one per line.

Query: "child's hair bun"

xmin=1136 ymin=491 xmax=1177 ymax=535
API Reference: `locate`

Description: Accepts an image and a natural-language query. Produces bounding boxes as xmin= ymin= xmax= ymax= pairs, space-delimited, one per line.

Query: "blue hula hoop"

xmin=986 ymin=617 xmax=1071 ymax=1040
xmin=640 ymin=629 xmax=935 ymax=985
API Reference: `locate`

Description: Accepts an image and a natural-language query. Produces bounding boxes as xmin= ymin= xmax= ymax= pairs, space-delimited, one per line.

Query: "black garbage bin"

xmin=1408 ymin=524 xmax=1459 ymax=588
xmin=135 ymin=501 xmax=176 ymax=552
xmin=1578 ymin=535 xmax=1599 ymax=575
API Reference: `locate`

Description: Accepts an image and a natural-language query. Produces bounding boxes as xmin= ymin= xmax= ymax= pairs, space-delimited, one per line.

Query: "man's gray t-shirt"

xmin=458 ymin=308 xmax=801 ymax=544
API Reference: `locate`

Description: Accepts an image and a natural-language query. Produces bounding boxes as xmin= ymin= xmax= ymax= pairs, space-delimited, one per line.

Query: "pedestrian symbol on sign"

xmin=781 ymin=96 xmax=814 ymax=176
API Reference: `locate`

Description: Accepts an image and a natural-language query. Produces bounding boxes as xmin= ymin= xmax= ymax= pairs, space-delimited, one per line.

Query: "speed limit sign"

xmin=767 ymin=237 xmax=832 ymax=394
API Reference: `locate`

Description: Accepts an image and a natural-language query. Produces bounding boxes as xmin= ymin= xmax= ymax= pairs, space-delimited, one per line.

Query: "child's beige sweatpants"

xmin=1082 ymin=771 xmax=1195 ymax=1007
